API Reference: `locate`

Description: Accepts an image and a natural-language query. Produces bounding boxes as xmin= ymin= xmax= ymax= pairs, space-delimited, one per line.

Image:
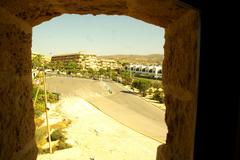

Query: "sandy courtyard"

xmin=37 ymin=96 xmax=161 ymax=160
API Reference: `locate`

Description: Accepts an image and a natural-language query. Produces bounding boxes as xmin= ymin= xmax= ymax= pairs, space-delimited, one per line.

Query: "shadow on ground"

xmin=120 ymin=90 xmax=137 ymax=95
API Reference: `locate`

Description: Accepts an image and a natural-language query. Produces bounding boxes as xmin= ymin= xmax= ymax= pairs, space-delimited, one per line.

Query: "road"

xmin=46 ymin=76 xmax=167 ymax=142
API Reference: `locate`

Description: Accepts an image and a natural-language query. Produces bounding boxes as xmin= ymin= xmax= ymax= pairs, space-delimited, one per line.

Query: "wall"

xmin=157 ymin=9 xmax=199 ymax=160
xmin=0 ymin=7 xmax=37 ymax=160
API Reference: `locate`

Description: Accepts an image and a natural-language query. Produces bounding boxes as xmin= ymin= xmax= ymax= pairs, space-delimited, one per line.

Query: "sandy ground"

xmin=37 ymin=96 xmax=161 ymax=160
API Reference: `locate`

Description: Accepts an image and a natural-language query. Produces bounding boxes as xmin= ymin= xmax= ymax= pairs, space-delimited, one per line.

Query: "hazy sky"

xmin=32 ymin=14 xmax=165 ymax=56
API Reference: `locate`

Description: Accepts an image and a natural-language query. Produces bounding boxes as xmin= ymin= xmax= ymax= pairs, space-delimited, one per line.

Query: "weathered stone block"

xmin=0 ymin=7 xmax=37 ymax=160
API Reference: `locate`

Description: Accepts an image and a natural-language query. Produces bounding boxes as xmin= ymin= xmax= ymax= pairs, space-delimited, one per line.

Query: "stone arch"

xmin=0 ymin=0 xmax=199 ymax=160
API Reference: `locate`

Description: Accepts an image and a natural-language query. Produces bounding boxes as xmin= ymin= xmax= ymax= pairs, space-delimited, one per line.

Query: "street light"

xmin=42 ymin=63 xmax=52 ymax=154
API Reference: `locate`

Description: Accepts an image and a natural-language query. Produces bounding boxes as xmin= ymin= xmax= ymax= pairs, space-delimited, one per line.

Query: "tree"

xmin=56 ymin=61 xmax=64 ymax=72
xmin=122 ymin=62 xmax=130 ymax=68
xmin=65 ymin=61 xmax=78 ymax=75
xmin=111 ymin=71 xmax=118 ymax=81
xmin=44 ymin=61 xmax=52 ymax=70
xmin=78 ymin=64 xmax=83 ymax=70
xmin=32 ymin=55 xmax=44 ymax=69
xmin=87 ymin=68 xmax=95 ymax=77
xmin=45 ymin=61 xmax=58 ymax=71
xmin=120 ymin=70 xmax=133 ymax=85
xmin=132 ymin=79 xmax=151 ymax=96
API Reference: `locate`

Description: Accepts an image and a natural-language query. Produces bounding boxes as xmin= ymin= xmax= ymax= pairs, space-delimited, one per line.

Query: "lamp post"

xmin=42 ymin=64 xmax=52 ymax=154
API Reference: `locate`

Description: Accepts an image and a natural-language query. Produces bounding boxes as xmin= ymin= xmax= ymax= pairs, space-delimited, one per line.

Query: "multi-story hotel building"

xmin=51 ymin=51 xmax=98 ymax=70
xmin=51 ymin=51 xmax=123 ymax=71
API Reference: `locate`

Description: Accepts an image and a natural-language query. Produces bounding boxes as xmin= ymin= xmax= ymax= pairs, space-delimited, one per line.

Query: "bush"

xmin=56 ymin=140 xmax=72 ymax=150
xmin=151 ymin=81 xmax=162 ymax=89
xmin=48 ymin=92 xmax=60 ymax=103
xmin=132 ymin=79 xmax=151 ymax=96
xmin=36 ymin=127 xmax=72 ymax=154
xmin=152 ymin=90 xmax=164 ymax=103
xmin=50 ymin=129 xmax=65 ymax=141
xmin=122 ymin=76 xmax=132 ymax=85
xmin=120 ymin=70 xmax=133 ymax=85
xmin=47 ymin=129 xmax=72 ymax=152
xmin=148 ymin=88 xmax=153 ymax=95
xmin=34 ymin=103 xmax=45 ymax=117
xmin=33 ymin=84 xmax=60 ymax=117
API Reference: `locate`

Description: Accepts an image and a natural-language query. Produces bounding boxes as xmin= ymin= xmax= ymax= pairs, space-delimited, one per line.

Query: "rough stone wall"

xmin=0 ymin=7 xmax=37 ymax=160
xmin=0 ymin=0 xmax=189 ymax=27
xmin=157 ymin=9 xmax=199 ymax=160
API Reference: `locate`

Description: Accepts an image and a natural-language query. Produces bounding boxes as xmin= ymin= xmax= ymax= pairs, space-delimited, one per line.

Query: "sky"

xmin=32 ymin=14 xmax=165 ymax=56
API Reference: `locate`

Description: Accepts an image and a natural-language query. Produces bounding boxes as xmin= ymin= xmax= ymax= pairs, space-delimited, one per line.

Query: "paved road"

xmin=46 ymin=76 xmax=167 ymax=142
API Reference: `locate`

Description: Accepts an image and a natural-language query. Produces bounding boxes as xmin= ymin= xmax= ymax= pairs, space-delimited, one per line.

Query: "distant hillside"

xmin=97 ymin=54 xmax=164 ymax=65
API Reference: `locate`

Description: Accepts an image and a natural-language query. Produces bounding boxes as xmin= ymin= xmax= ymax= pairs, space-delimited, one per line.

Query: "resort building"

xmin=51 ymin=51 xmax=123 ymax=71
xmin=126 ymin=64 xmax=162 ymax=78
xmin=98 ymin=59 xmax=119 ymax=70
xmin=51 ymin=51 xmax=98 ymax=70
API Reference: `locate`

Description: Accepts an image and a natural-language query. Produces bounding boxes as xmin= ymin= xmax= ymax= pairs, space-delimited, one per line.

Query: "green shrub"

xmin=33 ymin=84 xmax=60 ymax=117
xmin=148 ymin=88 xmax=153 ymax=95
xmin=152 ymin=90 xmax=164 ymax=103
xmin=36 ymin=128 xmax=72 ymax=154
xmin=34 ymin=103 xmax=45 ymax=117
xmin=47 ymin=92 xmax=59 ymax=103
xmin=48 ymin=129 xmax=72 ymax=151
xmin=56 ymin=140 xmax=72 ymax=150
xmin=50 ymin=129 xmax=65 ymax=141
xmin=132 ymin=79 xmax=151 ymax=96
xmin=151 ymin=81 xmax=162 ymax=89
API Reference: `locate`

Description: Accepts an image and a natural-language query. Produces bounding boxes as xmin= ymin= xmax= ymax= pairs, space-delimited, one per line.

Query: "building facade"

xmin=51 ymin=52 xmax=122 ymax=71
xmin=98 ymin=59 xmax=120 ymax=70
xmin=51 ymin=51 xmax=98 ymax=70
xmin=126 ymin=64 xmax=162 ymax=78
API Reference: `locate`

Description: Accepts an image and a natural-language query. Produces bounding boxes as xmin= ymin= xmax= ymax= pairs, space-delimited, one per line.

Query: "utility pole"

xmin=42 ymin=64 xmax=52 ymax=154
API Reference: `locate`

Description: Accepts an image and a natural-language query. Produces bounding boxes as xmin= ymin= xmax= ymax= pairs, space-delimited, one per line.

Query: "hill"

xmin=97 ymin=54 xmax=164 ymax=65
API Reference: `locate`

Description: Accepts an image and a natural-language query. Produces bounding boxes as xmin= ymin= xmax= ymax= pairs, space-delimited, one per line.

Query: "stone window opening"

xmin=0 ymin=1 xmax=199 ymax=160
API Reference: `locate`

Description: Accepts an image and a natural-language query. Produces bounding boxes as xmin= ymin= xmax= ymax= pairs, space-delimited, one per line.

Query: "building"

xmin=51 ymin=51 xmax=98 ymax=70
xmin=126 ymin=64 xmax=162 ymax=78
xmin=84 ymin=55 xmax=98 ymax=70
xmin=51 ymin=52 xmax=124 ymax=71
xmin=98 ymin=59 xmax=119 ymax=70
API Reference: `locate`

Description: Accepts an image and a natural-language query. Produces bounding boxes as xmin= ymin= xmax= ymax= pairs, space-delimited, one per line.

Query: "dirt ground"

xmin=37 ymin=96 xmax=161 ymax=160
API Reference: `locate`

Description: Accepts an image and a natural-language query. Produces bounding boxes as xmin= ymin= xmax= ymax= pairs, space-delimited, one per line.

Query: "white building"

xmin=126 ymin=64 xmax=162 ymax=78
